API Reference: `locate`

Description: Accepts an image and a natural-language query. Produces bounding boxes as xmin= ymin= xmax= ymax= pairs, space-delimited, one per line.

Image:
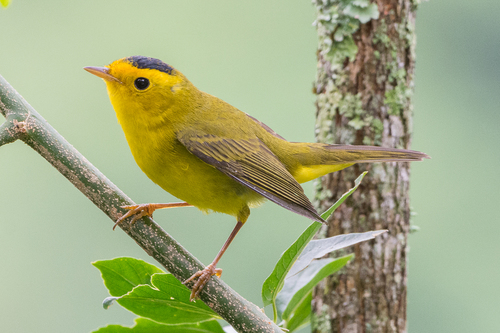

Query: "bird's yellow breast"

xmin=110 ymin=91 xmax=265 ymax=218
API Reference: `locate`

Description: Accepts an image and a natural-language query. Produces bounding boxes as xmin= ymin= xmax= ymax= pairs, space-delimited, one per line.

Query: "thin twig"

xmin=0 ymin=120 xmax=19 ymax=146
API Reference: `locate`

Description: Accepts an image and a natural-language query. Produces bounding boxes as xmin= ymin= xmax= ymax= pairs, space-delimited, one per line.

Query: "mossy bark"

xmin=311 ymin=1 xmax=419 ymax=332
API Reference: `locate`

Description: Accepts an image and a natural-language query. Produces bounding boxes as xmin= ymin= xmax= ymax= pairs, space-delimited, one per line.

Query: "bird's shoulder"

xmin=180 ymin=92 xmax=287 ymax=144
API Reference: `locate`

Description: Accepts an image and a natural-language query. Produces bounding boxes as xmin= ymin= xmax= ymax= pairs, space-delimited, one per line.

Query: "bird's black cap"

xmin=126 ymin=56 xmax=174 ymax=75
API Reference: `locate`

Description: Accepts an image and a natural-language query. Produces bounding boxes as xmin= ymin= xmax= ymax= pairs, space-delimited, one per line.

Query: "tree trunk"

xmin=311 ymin=1 xmax=418 ymax=332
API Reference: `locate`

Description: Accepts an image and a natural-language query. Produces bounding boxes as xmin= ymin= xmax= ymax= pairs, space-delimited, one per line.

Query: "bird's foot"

xmin=113 ymin=204 xmax=156 ymax=230
xmin=184 ymin=263 xmax=222 ymax=301
xmin=113 ymin=202 xmax=192 ymax=230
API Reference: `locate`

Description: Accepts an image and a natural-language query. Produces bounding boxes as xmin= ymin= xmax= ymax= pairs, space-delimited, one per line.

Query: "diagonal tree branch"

xmin=0 ymin=74 xmax=282 ymax=333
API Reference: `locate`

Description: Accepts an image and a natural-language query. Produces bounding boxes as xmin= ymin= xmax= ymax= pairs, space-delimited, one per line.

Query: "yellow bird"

xmin=84 ymin=56 xmax=428 ymax=301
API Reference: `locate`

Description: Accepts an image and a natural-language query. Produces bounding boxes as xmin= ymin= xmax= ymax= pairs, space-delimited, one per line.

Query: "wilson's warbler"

xmin=85 ymin=56 xmax=428 ymax=301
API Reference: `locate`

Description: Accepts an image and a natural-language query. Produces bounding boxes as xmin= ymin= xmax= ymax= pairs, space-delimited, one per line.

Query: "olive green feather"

xmin=178 ymin=132 xmax=325 ymax=223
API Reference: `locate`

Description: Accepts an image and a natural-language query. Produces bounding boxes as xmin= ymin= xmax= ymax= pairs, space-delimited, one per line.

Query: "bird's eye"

xmin=134 ymin=77 xmax=150 ymax=90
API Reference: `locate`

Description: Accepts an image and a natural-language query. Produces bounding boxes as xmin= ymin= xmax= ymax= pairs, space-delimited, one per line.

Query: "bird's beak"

xmin=84 ymin=66 xmax=122 ymax=84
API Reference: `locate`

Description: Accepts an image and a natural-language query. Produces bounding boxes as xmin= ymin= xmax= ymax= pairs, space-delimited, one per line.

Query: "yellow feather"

xmin=292 ymin=163 xmax=354 ymax=184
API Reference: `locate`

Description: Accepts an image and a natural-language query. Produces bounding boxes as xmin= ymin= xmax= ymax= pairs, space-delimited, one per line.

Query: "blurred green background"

xmin=0 ymin=1 xmax=498 ymax=332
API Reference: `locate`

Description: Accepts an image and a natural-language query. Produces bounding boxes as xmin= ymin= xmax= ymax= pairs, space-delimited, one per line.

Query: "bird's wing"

xmin=177 ymin=131 xmax=325 ymax=223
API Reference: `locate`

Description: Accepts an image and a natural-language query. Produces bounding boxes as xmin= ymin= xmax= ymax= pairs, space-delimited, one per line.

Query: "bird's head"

xmin=85 ymin=56 xmax=193 ymax=126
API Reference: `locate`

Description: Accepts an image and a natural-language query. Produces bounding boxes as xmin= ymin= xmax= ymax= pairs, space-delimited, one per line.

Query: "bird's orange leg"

xmin=113 ymin=202 xmax=193 ymax=230
xmin=184 ymin=220 xmax=244 ymax=301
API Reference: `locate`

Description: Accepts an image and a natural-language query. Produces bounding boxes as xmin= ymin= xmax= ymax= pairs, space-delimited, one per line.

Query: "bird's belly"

xmin=135 ymin=146 xmax=264 ymax=217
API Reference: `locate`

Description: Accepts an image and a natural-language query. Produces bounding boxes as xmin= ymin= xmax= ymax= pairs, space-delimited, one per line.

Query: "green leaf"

xmin=278 ymin=255 xmax=353 ymax=322
xmin=0 ymin=0 xmax=11 ymax=8
xmin=92 ymin=317 xmax=224 ymax=333
xmin=344 ymin=3 xmax=380 ymax=24
xmin=283 ymin=292 xmax=312 ymax=333
xmin=318 ymin=171 xmax=367 ymax=220
xmin=94 ymin=259 xmax=219 ymax=325
xmin=261 ymin=222 xmax=322 ymax=308
xmin=287 ymin=230 xmax=386 ymax=277
xmin=261 ymin=172 xmax=367 ymax=320
xmin=117 ymin=273 xmax=219 ymax=324
xmin=93 ymin=257 xmax=164 ymax=297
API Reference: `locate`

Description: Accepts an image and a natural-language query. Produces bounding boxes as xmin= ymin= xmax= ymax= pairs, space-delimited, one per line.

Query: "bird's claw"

xmin=184 ymin=264 xmax=222 ymax=301
xmin=113 ymin=204 xmax=154 ymax=230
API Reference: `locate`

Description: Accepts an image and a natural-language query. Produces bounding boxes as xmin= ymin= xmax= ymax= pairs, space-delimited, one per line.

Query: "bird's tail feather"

xmin=321 ymin=144 xmax=429 ymax=164
xmin=288 ymin=143 xmax=429 ymax=184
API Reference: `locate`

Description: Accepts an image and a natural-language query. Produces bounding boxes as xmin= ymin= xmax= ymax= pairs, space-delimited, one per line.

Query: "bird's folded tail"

xmin=289 ymin=143 xmax=429 ymax=184
xmin=321 ymin=144 xmax=429 ymax=164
